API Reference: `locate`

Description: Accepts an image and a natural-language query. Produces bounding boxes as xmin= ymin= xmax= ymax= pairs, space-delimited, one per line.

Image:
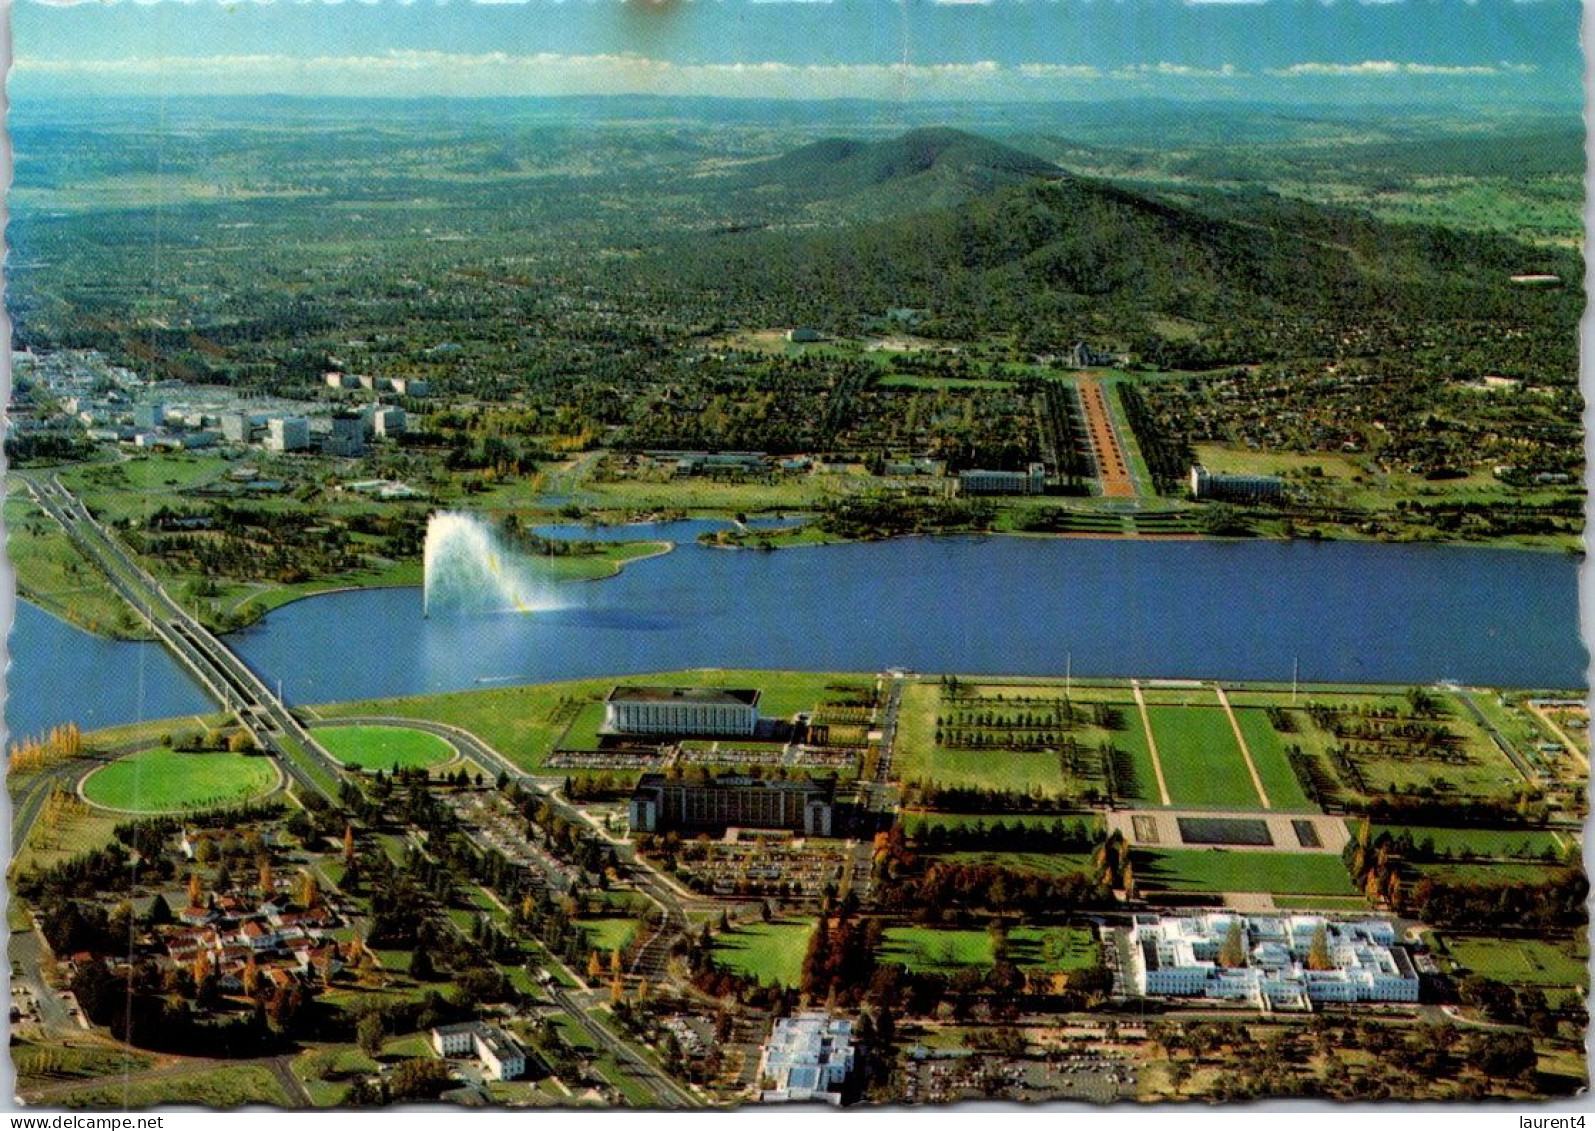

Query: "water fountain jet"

xmin=422 ymin=512 xmax=562 ymax=617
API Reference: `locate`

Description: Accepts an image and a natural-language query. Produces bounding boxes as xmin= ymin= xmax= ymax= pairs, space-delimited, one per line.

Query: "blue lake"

xmin=6 ymin=531 xmax=1583 ymax=739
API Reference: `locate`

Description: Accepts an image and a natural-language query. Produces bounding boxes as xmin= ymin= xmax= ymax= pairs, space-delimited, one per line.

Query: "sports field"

xmin=315 ymin=725 xmax=455 ymax=771
xmin=880 ymin=925 xmax=1100 ymax=974
xmin=710 ymin=919 xmax=815 ymax=988
xmin=81 ymin=748 xmax=278 ymax=812
xmin=1131 ymin=849 xmax=1358 ymax=895
xmin=1145 ymin=705 xmax=1261 ymax=809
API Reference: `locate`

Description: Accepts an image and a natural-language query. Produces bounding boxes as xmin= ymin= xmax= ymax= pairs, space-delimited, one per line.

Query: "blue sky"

xmin=12 ymin=0 xmax=1581 ymax=104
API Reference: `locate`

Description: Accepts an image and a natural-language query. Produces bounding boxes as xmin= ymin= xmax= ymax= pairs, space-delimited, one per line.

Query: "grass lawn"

xmin=315 ymin=725 xmax=456 ymax=772
xmin=1445 ymin=935 xmax=1588 ymax=992
xmin=580 ymin=918 xmax=640 ymax=956
xmin=1231 ymin=708 xmax=1313 ymax=810
xmin=1145 ymin=704 xmax=1262 ymax=809
xmin=879 ymin=925 xmax=1100 ymax=974
xmin=938 ymin=851 xmax=1096 ymax=877
xmin=80 ymin=747 xmax=278 ymax=812
xmin=293 ymin=1046 xmax=380 ymax=1108
xmin=53 ymin=1064 xmax=292 ymax=1109
xmin=920 ymin=746 xmax=1071 ymax=795
xmin=1410 ymin=861 xmax=1565 ymax=886
xmin=1366 ymin=823 xmax=1573 ymax=861
xmin=1132 ymin=849 xmax=1358 ymax=895
xmin=316 ymin=669 xmax=870 ymax=772
xmin=557 ymin=703 xmax=609 ymax=752
xmin=710 ymin=919 xmax=815 ymax=988
xmin=13 ymin=1041 xmax=155 ymax=1084
xmin=1270 ymin=895 xmax=1372 ymax=911
xmin=11 ymin=808 xmax=125 ymax=873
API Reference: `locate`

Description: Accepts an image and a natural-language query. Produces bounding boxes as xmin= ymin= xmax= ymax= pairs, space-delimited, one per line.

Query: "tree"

xmin=146 ymin=893 xmax=173 ymax=927
xmin=297 ymin=871 xmax=321 ymax=910
xmin=344 ymin=824 xmax=356 ymax=866
xmin=409 ymin=943 xmax=435 ymax=982
xmin=357 ymin=1013 xmax=385 ymax=1058
xmin=1219 ymin=919 xmax=1247 ymax=968
xmin=187 ymin=872 xmax=204 ymax=909
xmin=1306 ymin=923 xmax=1334 ymax=971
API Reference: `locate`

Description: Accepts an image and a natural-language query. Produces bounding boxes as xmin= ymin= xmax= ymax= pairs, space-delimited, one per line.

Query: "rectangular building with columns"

xmin=603 ymin=686 xmax=761 ymax=738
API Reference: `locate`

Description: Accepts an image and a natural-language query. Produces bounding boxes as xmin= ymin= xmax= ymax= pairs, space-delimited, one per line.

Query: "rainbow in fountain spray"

xmin=421 ymin=512 xmax=563 ymax=617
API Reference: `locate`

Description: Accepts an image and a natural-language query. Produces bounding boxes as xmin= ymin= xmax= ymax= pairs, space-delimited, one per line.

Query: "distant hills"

xmin=736 ymin=127 xmax=1062 ymax=210
xmin=640 ymin=127 xmax=1581 ymax=361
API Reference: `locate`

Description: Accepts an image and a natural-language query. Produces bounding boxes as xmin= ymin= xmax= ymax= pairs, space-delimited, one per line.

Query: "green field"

xmin=315 ymin=725 xmax=456 ymax=771
xmin=80 ymin=747 xmax=279 ymax=812
xmin=709 ymin=919 xmax=815 ymax=987
xmin=51 ymin=1064 xmax=292 ymax=1109
xmin=1365 ymin=823 xmax=1573 ymax=861
xmin=938 ymin=851 xmax=1096 ymax=877
xmin=1132 ymin=849 xmax=1358 ymax=895
xmin=1232 ymin=708 xmax=1313 ymax=810
xmin=916 ymin=746 xmax=1071 ymax=795
xmin=1410 ymin=861 xmax=1564 ymax=886
xmin=1145 ymin=704 xmax=1262 ymax=809
xmin=317 ymin=669 xmax=870 ymax=773
xmin=581 ymin=918 xmax=640 ymax=956
xmin=1444 ymin=935 xmax=1588 ymax=992
xmin=879 ymin=925 xmax=1099 ymax=974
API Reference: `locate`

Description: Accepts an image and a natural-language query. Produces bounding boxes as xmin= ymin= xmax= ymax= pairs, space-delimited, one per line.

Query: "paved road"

xmin=548 ymin=984 xmax=703 ymax=1109
xmin=23 ymin=474 xmax=347 ymax=804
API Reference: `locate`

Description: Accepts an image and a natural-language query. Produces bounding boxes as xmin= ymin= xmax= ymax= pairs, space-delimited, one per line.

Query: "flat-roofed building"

xmin=603 ymin=686 xmax=760 ymax=738
xmin=760 ymin=1012 xmax=857 ymax=1105
xmin=431 ymin=1022 xmax=528 ymax=1081
xmin=1127 ymin=913 xmax=1418 ymax=1011
xmin=1189 ymin=465 xmax=1284 ymax=504
xmin=958 ymin=463 xmax=1046 ymax=496
xmin=629 ymin=773 xmax=835 ymax=837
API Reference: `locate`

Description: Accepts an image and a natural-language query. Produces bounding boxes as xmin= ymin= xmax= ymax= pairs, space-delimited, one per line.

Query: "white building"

xmin=603 ymin=686 xmax=761 ymax=737
xmin=431 ymin=1022 xmax=528 ymax=1081
xmin=264 ymin=416 xmax=310 ymax=453
xmin=760 ymin=1012 xmax=857 ymax=1105
xmin=1127 ymin=914 xmax=1418 ymax=1011
xmin=958 ymin=463 xmax=1046 ymax=496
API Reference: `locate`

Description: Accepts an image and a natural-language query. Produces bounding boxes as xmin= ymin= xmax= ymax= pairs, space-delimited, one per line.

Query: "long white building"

xmin=1128 ymin=914 xmax=1418 ymax=1011
xmin=602 ymin=686 xmax=761 ymax=737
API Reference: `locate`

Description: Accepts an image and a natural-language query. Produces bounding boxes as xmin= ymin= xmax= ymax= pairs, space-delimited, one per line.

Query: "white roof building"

xmin=1128 ymin=913 xmax=1417 ymax=1011
xmin=760 ymin=1012 xmax=857 ymax=1105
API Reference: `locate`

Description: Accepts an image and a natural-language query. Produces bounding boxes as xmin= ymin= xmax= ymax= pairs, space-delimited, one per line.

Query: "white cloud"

xmin=1269 ymin=59 xmax=1537 ymax=77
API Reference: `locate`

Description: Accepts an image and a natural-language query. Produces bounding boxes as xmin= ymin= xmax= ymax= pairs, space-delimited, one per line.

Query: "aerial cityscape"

xmin=4 ymin=0 xmax=1588 ymax=1110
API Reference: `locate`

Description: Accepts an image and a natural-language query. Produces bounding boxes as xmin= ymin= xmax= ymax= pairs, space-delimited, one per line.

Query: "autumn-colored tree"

xmin=297 ymin=871 xmax=321 ymax=910
xmin=343 ymin=824 xmax=356 ymax=865
xmin=1219 ymin=919 xmax=1247 ymax=968
xmin=258 ymin=858 xmax=274 ymax=897
xmin=188 ymin=871 xmax=204 ymax=909
xmin=243 ymin=954 xmax=261 ymax=995
xmin=610 ymin=949 xmax=624 ymax=978
xmin=1364 ymin=871 xmax=1383 ymax=905
xmin=587 ymin=950 xmax=604 ymax=981
xmin=1306 ymin=923 xmax=1334 ymax=971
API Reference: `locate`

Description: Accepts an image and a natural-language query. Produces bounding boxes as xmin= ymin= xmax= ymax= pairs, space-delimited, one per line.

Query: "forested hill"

xmin=635 ymin=133 xmax=1582 ymax=369
xmin=735 ymin=127 xmax=1063 ymax=205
